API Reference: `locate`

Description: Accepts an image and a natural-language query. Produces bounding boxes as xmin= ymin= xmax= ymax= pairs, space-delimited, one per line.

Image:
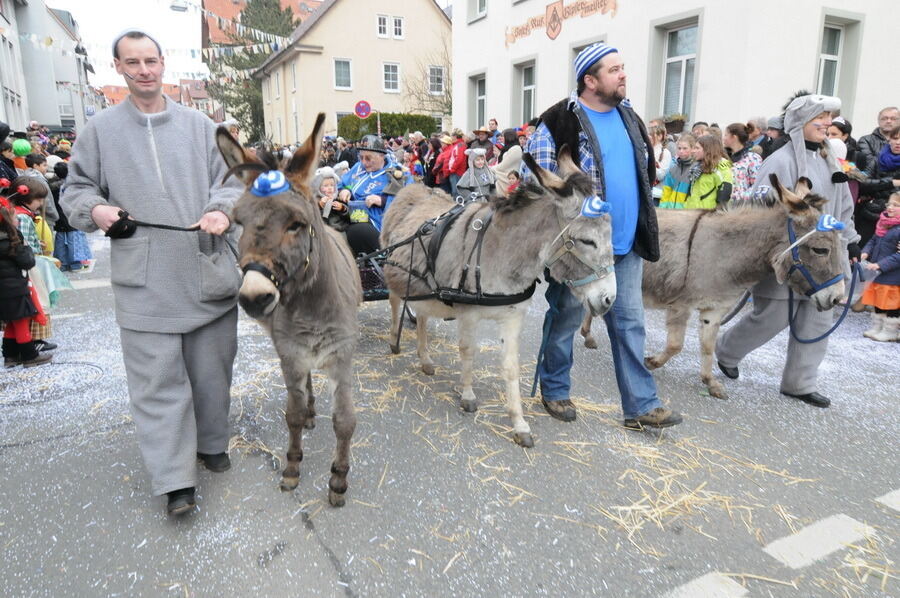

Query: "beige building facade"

xmin=256 ymin=0 xmax=452 ymax=143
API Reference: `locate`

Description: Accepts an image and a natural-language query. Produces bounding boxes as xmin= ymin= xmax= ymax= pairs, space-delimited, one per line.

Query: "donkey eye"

xmin=577 ymin=238 xmax=597 ymax=248
xmin=811 ymin=247 xmax=829 ymax=256
xmin=287 ymin=221 xmax=305 ymax=232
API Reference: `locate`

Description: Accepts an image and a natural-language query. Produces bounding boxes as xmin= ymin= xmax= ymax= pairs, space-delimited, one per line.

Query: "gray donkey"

xmin=215 ymin=114 xmax=362 ymax=506
xmin=381 ymin=151 xmax=617 ymax=447
xmin=580 ymin=175 xmax=846 ymax=399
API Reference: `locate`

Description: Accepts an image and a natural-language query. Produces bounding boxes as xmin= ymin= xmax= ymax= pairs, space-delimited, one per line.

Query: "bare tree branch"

xmin=402 ymin=34 xmax=452 ymax=117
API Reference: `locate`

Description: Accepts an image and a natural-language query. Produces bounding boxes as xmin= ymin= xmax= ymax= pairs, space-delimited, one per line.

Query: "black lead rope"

xmin=106 ymin=209 xmax=240 ymax=259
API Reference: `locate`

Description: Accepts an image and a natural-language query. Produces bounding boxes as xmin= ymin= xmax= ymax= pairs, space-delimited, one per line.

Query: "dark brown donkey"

xmin=216 ymin=113 xmax=362 ymax=506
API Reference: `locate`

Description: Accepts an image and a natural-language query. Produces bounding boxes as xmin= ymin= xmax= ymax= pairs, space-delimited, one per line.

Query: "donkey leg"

xmin=304 ymin=372 xmax=316 ymax=430
xmin=416 ymin=314 xmax=435 ymax=375
xmin=501 ymin=314 xmax=533 ymax=448
xmin=698 ymin=308 xmax=729 ymax=399
xmin=388 ymin=293 xmax=402 ymax=354
xmin=457 ymin=313 xmax=478 ymax=413
xmin=280 ymin=366 xmax=310 ymax=491
xmin=580 ymin=314 xmax=599 ymax=349
xmin=645 ymin=307 xmax=690 ymax=370
xmin=327 ymin=370 xmax=356 ymax=507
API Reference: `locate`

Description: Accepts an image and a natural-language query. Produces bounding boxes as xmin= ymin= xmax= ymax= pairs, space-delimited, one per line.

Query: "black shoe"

xmin=166 ymin=487 xmax=196 ymax=516
xmin=782 ymin=391 xmax=830 ymax=408
xmin=541 ymin=398 xmax=576 ymax=422
xmin=717 ymin=360 xmax=739 ymax=379
xmin=198 ymin=452 xmax=231 ymax=472
xmin=623 ymin=407 xmax=684 ymax=430
xmin=34 ymin=340 xmax=57 ymax=352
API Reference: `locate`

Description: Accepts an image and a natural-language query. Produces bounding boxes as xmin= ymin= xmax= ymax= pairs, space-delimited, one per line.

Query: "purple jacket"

xmin=862 ymin=224 xmax=900 ymax=286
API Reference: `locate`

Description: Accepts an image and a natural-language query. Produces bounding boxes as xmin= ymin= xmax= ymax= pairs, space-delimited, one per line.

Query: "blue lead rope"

xmin=530 ymin=277 xmax=565 ymax=397
xmin=787 ymin=261 xmax=862 ymax=344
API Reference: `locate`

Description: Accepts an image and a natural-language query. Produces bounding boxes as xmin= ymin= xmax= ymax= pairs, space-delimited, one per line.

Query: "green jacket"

xmin=684 ymin=158 xmax=733 ymax=210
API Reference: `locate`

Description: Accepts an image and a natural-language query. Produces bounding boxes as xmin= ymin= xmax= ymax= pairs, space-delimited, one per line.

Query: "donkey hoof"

xmin=513 ymin=432 xmax=535 ymax=448
xmin=421 ymin=363 xmax=435 ymax=376
xmin=304 ymin=417 xmax=316 ymax=430
xmin=583 ymin=337 xmax=598 ymax=349
xmin=280 ymin=476 xmax=299 ymax=491
xmin=389 ymin=344 xmax=400 ymax=355
xmin=708 ymin=385 xmax=729 ymax=400
xmin=328 ymin=490 xmax=346 ymax=507
xmin=460 ymin=399 xmax=478 ymax=413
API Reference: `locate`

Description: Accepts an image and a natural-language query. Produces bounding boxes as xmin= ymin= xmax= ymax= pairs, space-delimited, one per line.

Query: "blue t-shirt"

xmin=580 ymin=102 xmax=639 ymax=255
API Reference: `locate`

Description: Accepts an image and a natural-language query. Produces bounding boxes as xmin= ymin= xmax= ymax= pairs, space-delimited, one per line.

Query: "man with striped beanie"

xmin=521 ymin=42 xmax=682 ymax=430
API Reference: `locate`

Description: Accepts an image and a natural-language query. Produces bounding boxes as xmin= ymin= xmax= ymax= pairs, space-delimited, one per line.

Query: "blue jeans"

xmin=449 ymin=173 xmax=461 ymax=199
xmin=538 ymin=250 xmax=662 ymax=419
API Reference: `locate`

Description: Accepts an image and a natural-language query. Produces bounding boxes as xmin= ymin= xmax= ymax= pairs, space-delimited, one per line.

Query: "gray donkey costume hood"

xmin=783 ymin=92 xmax=847 ymax=183
xmin=456 ymin=148 xmax=496 ymax=195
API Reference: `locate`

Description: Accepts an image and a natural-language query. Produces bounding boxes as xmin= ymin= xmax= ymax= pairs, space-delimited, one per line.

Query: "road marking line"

xmin=69 ymin=279 xmax=111 ymax=290
xmin=52 ymin=312 xmax=85 ymax=320
xmin=665 ymin=572 xmax=748 ymax=598
xmin=875 ymin=489 xmax=900 ymax=512
xmin=762 ymin=513 xmax=870 ymax=569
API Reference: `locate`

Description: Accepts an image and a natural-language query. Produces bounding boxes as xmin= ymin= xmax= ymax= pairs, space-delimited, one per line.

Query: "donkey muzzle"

xmin=239 ymin=270 xmax=280 ymax=318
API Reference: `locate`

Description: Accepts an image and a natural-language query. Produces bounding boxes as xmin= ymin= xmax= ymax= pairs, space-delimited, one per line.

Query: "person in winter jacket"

xmin=491 ymin=128 xmax=523 ymax=197
xmin=50 ymin=162 xmax=92 ymax=271
xmin=0 ymin=141 xmax=17 ymax=183
xmin=857 ymin=107 xmax=899 ymax=172
xmin=826 ymin=116 xmax=858 ymax=164
xmin=724 ymin=123 xmax=763 ymax=203
xmin=659 ymin=134 xmax=695 ymax=209
xmin=0 ymin=196 xmax=50 ymax=368
xmin=857 ymin=126 xmax=900 ymax=246
xmin=684 ymin=135 xmax=733 ymax=210
xmin=456 ymin=148 xmax=496 ymax=202
xmin=446 ymin=134 xmax=468 ymax=198
xmin=860 ymin=192 xmax=900 ymax=341
xmin=432 ymin=135 xmax=454 ymax=194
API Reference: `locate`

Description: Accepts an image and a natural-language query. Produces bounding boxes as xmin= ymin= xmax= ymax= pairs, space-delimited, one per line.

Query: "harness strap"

xmin=242 ymin=262 xmax=280 ymax=288
xmin=787 ymin=262 xmax=861 ymax=344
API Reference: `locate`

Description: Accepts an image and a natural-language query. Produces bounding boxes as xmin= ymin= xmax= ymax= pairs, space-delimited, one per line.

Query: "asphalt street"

xmin=1 ymin=233 xmax=897 ymax=598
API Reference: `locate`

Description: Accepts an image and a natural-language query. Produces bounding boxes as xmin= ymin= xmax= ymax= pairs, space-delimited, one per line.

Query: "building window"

xmin=393 ymin=17 xmax=404 ymax=39
xmin=293 ymin=111 xmax=299 ymax=141
xmin=383 ymin=62 xmax=400 ymax=93
xmin=59 ymin=103 xmax=74 ymax=117
xmin=662 ymin=25 xmax=697 ymax=119
xmin=274 ymin=71 xmax=280 ymax=98
xmin=291 ymin=62 xmax=297 ymax=92
xmin=264 ymin=78 xmax=271 ymax=103
xmin=428 ymin=65 xmax=445 ymax=95
xmin=377 ymin=14 xmax=388 ymax=38
xmin=816 ymin=25 xmax=842 ymax=96
xmin=334 ymin=58 xmax=352 ymax=90
xmin=276 ymin=116 xmax=282 ymax=142
xmin=520 ymin=64 xmax=535 ymax=123
xmin=336 ymin=111 xmax=352 ymax=127
xmin=471 ymin=75 xmax=486 ymax=130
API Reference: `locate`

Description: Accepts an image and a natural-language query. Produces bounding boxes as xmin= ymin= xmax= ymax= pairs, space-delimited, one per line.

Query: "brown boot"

xmin=624 ymin=407 xmax=683 ymax=430
xmin=541 ymin=398 xmax=577 ymax=422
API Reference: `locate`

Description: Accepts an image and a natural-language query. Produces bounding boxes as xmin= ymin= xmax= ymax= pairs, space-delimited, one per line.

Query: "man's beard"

xmin=595 ymin=86 xmax=625 ymax=106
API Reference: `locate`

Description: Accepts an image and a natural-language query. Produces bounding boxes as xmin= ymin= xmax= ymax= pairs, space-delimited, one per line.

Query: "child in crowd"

xmin=506 ymin=171 xmax=520 ymax=195
xmin=860 ymin=192 xmax=900 ymax=341
xmin=0 ymin=188 xmax=51 ymax=367
xmin=659 ymin=133 xmax=695 ymax=209
xmin=312 ymin=166 xmax=349 ymax=232
xmin=684 ymin=135 xmax=733 ymax=210
xmin=456 ymin=147 xmax=496 ymax=202
xmin=9 ymin=177 xmax=64 ymax=353
xmin=51 ymin=162 xmax=92 ymax=271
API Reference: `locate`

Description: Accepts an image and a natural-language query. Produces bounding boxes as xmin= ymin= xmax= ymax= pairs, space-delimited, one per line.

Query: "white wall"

xmin=453 ymin=0 xmax=898 ymax=133
xmin=0 ymin=7 xmax=30 ymax=130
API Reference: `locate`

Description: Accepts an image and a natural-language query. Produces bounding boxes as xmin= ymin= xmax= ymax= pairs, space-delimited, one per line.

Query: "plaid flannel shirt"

xmin=16 ymin=213 xmax=41 ymax=255
xmin=520 ymin=92 xmax=609 ymax=195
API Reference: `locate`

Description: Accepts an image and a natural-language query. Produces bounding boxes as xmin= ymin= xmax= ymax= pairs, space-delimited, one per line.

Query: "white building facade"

xmin=452 ymin=0 xmax=899 ymax=133
xmin=0 ymin=0 xmax=29 ymax=130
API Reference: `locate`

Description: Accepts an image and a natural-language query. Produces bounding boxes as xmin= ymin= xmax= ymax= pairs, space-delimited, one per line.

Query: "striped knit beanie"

xmin=574 ymin=43 xmax=618 ymax=80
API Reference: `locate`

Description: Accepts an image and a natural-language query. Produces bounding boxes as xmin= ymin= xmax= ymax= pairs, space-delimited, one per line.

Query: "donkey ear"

xmin=216 ymin=126 xmax=257 ymax=184
xmin=284 ymin=112 xmax=326 ymax=188
xmin=793 ymin=177 xmax=813 ymax=199
xmin=770 ymin=173 xmax=808 ymax=214
xmin=522 ymin=152 xmax=566 ymax=191
xmin=556 ymin=145 xmax=579 ymax=178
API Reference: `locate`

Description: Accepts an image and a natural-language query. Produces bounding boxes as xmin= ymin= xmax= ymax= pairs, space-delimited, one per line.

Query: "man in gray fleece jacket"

xmin=62 ymin=30 xmax=244 ymax=516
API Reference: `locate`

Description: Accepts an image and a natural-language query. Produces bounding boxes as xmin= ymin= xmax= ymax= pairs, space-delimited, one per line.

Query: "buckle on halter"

xmin=564 ymin=239 xmax=576 ymax=251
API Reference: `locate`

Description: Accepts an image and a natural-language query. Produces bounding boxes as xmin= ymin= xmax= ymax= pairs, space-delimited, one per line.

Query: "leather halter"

xmin=542 ymin=207 xmax=615 ymax=289
xmin=241 ymin=222 xmax=316 ymax=290
xmin=785 ymin=217 xmax=844 ymax=296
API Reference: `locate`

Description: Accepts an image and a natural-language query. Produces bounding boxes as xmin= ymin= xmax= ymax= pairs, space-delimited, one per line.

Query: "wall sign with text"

xmin=505 ymin=0 xmax=618 ymax=47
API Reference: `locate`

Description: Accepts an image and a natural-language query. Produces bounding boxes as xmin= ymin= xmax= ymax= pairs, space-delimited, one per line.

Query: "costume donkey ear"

xmin=285 ymin=112 xmax=326 ymax=190
xmin=522 ymin=152 xmax=565 ymax=192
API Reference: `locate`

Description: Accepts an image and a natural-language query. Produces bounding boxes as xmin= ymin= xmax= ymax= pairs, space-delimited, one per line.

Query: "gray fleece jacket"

xmin=62 ymin=97 xmax=243 ymax=333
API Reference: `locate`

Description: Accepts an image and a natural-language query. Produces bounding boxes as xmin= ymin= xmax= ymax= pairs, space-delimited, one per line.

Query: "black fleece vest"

xmin=537 ymin=98 xmax=659 ymax=262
